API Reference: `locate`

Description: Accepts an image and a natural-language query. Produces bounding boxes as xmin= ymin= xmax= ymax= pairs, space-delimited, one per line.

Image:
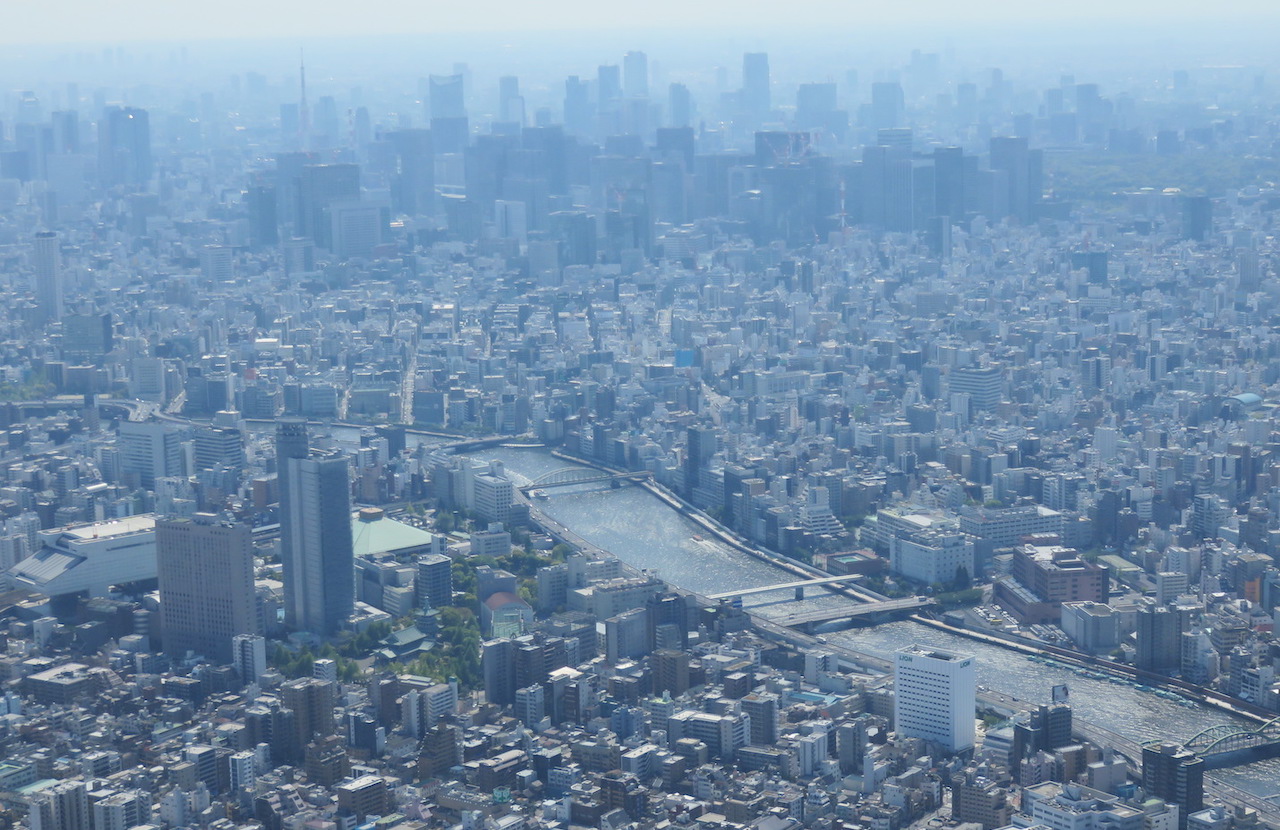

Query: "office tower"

xmin=481 ymin=637 xmax=516 ymax=704
xmin=417 ymin=550 xmax=452 ymax=609
xmin=1143 ymin=743 xmax=1204 ymax=828
xmin=430 ymin=74 xmax=468 ymax=153
xmin=98 ymin=106 xmax=151 ymax=189
xmin=1181 ymin=195 xmax=1211 ymax=242
xmin=51 ymin=109 xmax=79 ymax=154
xmin=246 ymin=185 xmax=278 ymax=249
xmin=988 ymin=136 xmax=1043 ymax=224
xmin=684 ymin=425 xmax=718 ymax=501
xmin=624 ymin=51 xmax=649 ymax=98
xmin=497 ymin=75 xmax=523 ymax=125
xmin=564 ymin=76 xmax=592 ymax=136
xmin=669 ymin=83 xmax=692 ymax=128
xmin=118 ymin=420 xmax=185 ymax=489
xmin=798 ymin=83 xmax=839 ymax=131
xmin=32 ymin=230 xmax=62 ymax=322
xmin=598 ymin=64 xmax=622 ymax=105
xmin=741 ymin=52 xmax=770 ymax=118
xmin=277 ymin=420 xmax=355 ymax=635
xmin=893 ymin=644 xmax=976 ymax=752
xmin=1013 ymin=703 xmax=1073 ymax=759
xmin=869 ymin=82 xmax=905 ymax=130
xmin=199 ymin=244 xmax=233 ymax=280
xmin=313 ymin=95 xmax=340 ymax=147
xmin=193 ymin=425 xmax=245 ymax=472
xmin=298 ymin=163 xmax=360 ymax=246
xmin=388 ymin=129 xmax=434 ymax=216
xmin=1136 ymin=603 xmax=1183 ymax=673
xmin=860 ymin=143 xmax=914 ymax=233
xmin=933 ymin=146 xmax=967 ymax=221
xmin=158 ymin=514 xmax=259 ymax=663
xmin=950 ymin=364 xmax=1004 ymax=413
xmin=233 ymin=633 xmax=268 ymax=684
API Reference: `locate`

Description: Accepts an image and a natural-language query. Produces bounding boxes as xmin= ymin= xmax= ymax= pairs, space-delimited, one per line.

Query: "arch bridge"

xmin=1184 ymin=717 xmax=1280 ymax=757
xmin=521 ymin=468 xmax=653 ymax=493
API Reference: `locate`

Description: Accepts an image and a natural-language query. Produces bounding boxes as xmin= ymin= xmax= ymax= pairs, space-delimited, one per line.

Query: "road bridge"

xmin=773 ymin=596 xmax=936 ymax=630
xmin=519 ymin=468 xmax=653 ymax=493
xmin=707 ymin=574 xmax=868 ymax=601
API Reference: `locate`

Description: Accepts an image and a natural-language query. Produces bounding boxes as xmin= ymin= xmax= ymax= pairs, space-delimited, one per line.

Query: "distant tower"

xmin=299 ymin=50 xmax=310 ymax=151
xmin=98 ymin=106 xmax=151 ymax=188
xmin=32 ymin=231 xmax=62 ymax=322
xmin=742 ymin=52 xmax=771 ymax=117
xmin=623 ymin=51 xmax=649 ymax=98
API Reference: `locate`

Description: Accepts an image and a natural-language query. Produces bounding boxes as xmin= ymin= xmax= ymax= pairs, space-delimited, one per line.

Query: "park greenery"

xmin=1044 ymin=150 xmax=1273 ymax=203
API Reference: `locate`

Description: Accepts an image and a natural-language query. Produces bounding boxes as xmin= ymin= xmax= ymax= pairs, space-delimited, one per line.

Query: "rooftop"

xmin=351 ymin=510 xmax=435 ymax=558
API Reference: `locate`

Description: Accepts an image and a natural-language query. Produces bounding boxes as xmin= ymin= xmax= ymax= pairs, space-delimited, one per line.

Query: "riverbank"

xmin=545 ymin=447 xmax=893 ymax=610
xmin=913 ymin=615 xmax=1275 ymax=727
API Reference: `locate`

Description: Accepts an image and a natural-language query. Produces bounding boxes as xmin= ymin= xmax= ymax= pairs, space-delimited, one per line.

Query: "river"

xmin=471 ymin=446 xmax=1280 ymax=801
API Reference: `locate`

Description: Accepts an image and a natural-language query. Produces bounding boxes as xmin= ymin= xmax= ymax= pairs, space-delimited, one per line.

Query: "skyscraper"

xmin=429 ymin=74 xmax=468 ymax=154
xmin=157 ymin=513 xmax=260 ymax=663
xmin=623 ymin=51 xmax=649 ymax=98
xmin=98 ymin=106 xmax=152 ymax=189
xmin=668 ymin=83 xmax=692 ymax=129
xmin=988 ymin=135 xmax=1043 ymax=224
xmin=32 ymin=230 xmax=62 ymax=322
xmin=893 ymin=644 xmax=976 ymax=752
xmin=742 ymin=52 xmax=771 ymax=117
xmin=277 ymin=420 xmax=355 ymax=635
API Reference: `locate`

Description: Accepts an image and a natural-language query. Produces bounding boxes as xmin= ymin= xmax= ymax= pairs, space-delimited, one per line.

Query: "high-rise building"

xmin=988 ymin=135 xmax=1043 ymax=224
xmin=950 ymin=364 xmax=1004 ymax=414
xmin=742 ymin=53 xmax=770 ymax=117
xmin=246 ymin=184 xmax=278 ymax=249
xmin=233 ymin=633 xmax=268 ymax=684
xmin=429 ymin=74 xmax=468 ymax=154
xmin=32 ymin=231 xmax=62 ymax=322
xmin=668 ymin=83 xmax=693 ymax=129
xmin=417 ymin=550 xmax=452 ymax=609
xmin=1136 ymin=603 xmax=1183 ymax=673
xmin=623 ymin=51 xmax=649 ymax=98
xmin=281 ymin=676 xmax=337 ymax=748
xmin=277 ymin=420 xmax=355 ymax=635
xmin=157 ymin=513 xmax=260 ymax=663
xmin=740 ymin=692 xmax=779 ymax=746
xmin=98 ymin=106 xmax=151 ymax=189
xmin=893 ymin=644 xmax=976 ymax=752
xmin=1143 ymin=742 xmax=1204 ymax=828
xmin=118 ymin=420 xmax=185 ymax=489
xmin=298 ymin=163 xmax=360 ymax=246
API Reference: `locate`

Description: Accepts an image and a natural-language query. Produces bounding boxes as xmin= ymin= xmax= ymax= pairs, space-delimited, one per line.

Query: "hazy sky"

xmin=7 ymin=0 xmax=1280 ymax=45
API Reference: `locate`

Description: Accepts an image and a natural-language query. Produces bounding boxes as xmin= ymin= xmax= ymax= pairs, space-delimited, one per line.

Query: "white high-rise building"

xmin=233 ymin=634 xmax=267 ymax=684
xmin=893 ymin=644 xmax=976 ymax=753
